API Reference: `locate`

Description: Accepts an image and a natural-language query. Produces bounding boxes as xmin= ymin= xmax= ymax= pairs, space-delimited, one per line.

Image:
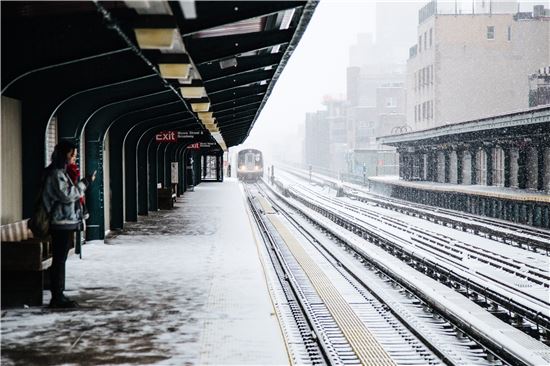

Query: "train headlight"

xmin=239 ymin=165 xmax=244 ymax=171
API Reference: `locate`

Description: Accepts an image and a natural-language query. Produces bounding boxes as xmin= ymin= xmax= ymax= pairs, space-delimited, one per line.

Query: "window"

xmin=424 ymin=31 xmax=427 ymax=50
xmin=414 ymin=105 xmax=418 ymax=122
xmin=422 ymin=67 xmax=428 ymax=86
xmin=385 ymin=97 xmax=396 ymax=107
xmin=426 ymin=67 xmax=430 ymax=85
xmin=430 ymin=65 xmax=434 ymax=84
xmin=507 ymin=26 xmax=511 ymax=41
xmin=487 ymin=26 xmax=495 ymax=40
xmin=429 ymin=28 xmax=433 ymax=47
xmin=418 ymin=35 xmax=422 ymax=52
xmin=422 ymin=102 xmax=426 ymax=120
xmin=414 ymin=72 xmax=417 ymax=91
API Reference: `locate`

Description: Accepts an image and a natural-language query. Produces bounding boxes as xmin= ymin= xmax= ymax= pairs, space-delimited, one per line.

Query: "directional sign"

xmin=178 ymin=131 xmax=203 ymax=139
xmin=200 ymin=142 xmax=217 ymax=148
xmin=156 ymin=130 xmax=177 ymax=142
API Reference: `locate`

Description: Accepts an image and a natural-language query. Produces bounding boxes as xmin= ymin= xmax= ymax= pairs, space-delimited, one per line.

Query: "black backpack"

xmin=28 ymin=173 xmax=51 ymax=239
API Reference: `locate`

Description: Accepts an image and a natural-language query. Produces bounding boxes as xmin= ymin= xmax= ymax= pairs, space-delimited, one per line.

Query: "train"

xmin=237 ymin=149 xmax=264 ymax=181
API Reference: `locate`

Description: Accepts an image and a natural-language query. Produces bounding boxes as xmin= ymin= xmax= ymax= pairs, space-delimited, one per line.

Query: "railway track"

xmin=280 ymin=165 xmax=550 ymax=253
xmin=245 ymin=181 xmax=550 ymax=366
xmin=266 ymin=173 xmax=550 ymax=342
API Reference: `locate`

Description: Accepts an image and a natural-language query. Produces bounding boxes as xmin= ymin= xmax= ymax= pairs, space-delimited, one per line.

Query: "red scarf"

xmin=66 ymin=163 xmax=85 ymax=205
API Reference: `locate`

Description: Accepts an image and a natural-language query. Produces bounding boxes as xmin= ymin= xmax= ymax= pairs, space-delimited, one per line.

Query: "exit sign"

xmin=156 ymin=131 xmax=177 ymax=142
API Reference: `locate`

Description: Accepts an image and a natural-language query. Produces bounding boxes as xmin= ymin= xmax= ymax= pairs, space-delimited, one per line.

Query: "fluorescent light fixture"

xmin=134 ymin=28 xmax=177 ymax=49
xmin=180 ymin=86 xmax=207 ymax=98
xmin=219 ymin=57 xmax=238 ymax=69
xmin=179 ymin=0 xmax=197 ymax=19
xmin=189 ymin=97 xmax=210 ymax=112
xmin=159 ymin=63 xmax=190 ymax=79
xmin=197 ymin=112 xmax=213 ymax=120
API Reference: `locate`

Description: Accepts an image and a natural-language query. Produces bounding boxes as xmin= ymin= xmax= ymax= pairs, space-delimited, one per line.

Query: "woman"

xmin=42 ymin=140 xmax=95 ymax=308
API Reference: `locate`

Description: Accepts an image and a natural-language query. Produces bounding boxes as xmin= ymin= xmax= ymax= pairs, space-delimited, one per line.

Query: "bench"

xmin=1 ymin=219 xmax=52 ymax=307
xmin=157 ymin=188 xmax=176 ymax=210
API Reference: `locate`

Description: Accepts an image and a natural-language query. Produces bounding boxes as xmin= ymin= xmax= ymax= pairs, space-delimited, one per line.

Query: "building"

xmin=304 ymin=110 xmax=329 ymax=170
xmin=529 ymin=66 xmax=550 ymax=107
xmin=407 ymin=0 xmax=550 ymax=131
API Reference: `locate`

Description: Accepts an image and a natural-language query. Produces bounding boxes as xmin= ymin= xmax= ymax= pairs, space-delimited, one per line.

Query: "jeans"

xmin=50 ymin=230 xmax=74 ymax=299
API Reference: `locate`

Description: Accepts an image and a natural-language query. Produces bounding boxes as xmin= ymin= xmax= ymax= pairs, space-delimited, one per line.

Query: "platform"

xmin=369 ymin=175 xmax=550 ymax=203
xmin=0 ymin=179 xmax=288 ymax=365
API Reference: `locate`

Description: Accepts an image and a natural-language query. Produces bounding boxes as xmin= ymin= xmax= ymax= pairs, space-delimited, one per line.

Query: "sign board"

xmin=199 ymin=142 xmax=217 ymax=148
xmin=187 ymin=143 xmax=200 ymax=149
xmin=178 ymin=131 xmax=203 ymax=139
xmin=156 ymin=130 xmax=177 ymax=142
xmin=171 ymin=162 xmax=179 ymax=184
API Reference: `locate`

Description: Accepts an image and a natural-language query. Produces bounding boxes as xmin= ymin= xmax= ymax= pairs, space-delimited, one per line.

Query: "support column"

xmin=543 ymin=146 xmax=550 ymax=192
xmin=509 ymin=147 xmax=519 ymax=188
xmin=420 ymin=153 xmax=428 ymax=181
xmin=462 ymin=149 xmax=472 ymax=185
xmin=437 ymin=150 xmax=445 ymax=183
xmin=518 ymin=147 xmax=527 ymax=189
xmin=398 ymin=151 xmax=404 ymax=179
xmin=526 ymin=145 xmax=538 ymax=190
xmin=449 ymin=149 xmax=458 ymax=184
xmin=444 ymin=151 xmax=451 ymax=183
xmin=486 ymin=146 xmax=493 ymax=186
xmin=470 ymin=146 xmax=478 ymax=185
xmin=504 ymin=146 xmax=511 ymax=187
xmin=457 ymin=149 xmax=463 ymax=184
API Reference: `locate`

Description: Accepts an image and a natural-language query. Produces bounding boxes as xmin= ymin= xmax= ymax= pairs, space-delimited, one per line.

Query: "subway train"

xmin=237 ymin=149 xmax=264 ymax=181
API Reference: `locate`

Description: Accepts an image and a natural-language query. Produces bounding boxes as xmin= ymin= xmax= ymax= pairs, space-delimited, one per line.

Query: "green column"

xmin=84 ymin=140 xmax=104 ymax=240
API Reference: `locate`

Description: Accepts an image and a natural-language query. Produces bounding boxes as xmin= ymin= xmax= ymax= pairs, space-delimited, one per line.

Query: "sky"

xmin=240 ymin=0 xmax=410 ymax=160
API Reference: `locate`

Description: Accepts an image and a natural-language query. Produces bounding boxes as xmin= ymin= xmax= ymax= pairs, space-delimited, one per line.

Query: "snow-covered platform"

xmin=369 ymin=175 xmax=550 ymax=203
xmin=1 ymin=179 xmax=289 ymax=365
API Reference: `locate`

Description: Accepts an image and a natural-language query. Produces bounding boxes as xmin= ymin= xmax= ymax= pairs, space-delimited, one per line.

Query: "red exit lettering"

xmin=155 ymin=131 xmax=177 ymax=142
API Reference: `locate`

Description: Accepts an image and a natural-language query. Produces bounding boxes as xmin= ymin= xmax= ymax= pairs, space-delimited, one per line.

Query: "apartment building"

xmin=407 ymin=1 xmax=550 ymax=130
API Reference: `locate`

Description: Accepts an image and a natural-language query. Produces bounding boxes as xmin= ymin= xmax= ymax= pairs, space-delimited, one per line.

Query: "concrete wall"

xmin=1 ymin=96 xmax=23 ymax=224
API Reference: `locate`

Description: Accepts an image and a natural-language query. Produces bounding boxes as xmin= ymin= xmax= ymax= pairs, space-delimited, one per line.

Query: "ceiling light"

xmin=198 ymin=112 xmax=213 ymax=120
xmin=134 ymin=28 xmax=177 ymax=49
xmin=190 ymin=97 xmax=210 ymax=112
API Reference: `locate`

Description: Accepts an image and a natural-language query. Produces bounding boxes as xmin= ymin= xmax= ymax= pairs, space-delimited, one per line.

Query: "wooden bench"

xmin=158 ymin=188 xmax=176 ymax=210
xmin=1 ymin=219 xmax=52 ymax=307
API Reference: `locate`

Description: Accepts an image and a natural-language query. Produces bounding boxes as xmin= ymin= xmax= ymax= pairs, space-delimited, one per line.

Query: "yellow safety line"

xmin=242 ymin=187 xmax=294 ymax=366
xmin=258 ymin=195 xmax=397 ymax=366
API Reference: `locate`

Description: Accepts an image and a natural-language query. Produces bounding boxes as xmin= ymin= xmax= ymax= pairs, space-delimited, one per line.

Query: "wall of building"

xmin=1 ymin=96 xmax=23 ymax=224
xmin=407 ymin=11 xmax=550 ymax=130
xmin=304 ymin=111 xmax=329 ymax=169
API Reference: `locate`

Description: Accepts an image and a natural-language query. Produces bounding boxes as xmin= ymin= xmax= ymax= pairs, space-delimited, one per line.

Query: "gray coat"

xmin=42 ymin=168 xmax=88 ymax=231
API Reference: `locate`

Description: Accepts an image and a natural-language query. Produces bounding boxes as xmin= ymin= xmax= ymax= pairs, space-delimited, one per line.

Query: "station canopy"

xmin=1 ymin=0 xmax=316 ymax=148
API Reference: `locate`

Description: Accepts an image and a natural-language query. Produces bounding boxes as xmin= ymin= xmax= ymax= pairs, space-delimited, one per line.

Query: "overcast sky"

xmin=240 ymin=0 xmax=408 ymax=159
xmin=236 ymin=0 xmax=545 ymax=161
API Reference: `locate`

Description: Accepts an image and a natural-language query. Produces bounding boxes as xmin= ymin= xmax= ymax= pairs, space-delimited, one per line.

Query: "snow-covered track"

xmin=280 ymin=165 xmax=550 ymax=254
xmin=246 ymin=183 xmax=447 ymax=366
xmin=264 ymin=176 xmax=550 ymax=366
xmin=273 ymin=171 xmax=550 ymax=341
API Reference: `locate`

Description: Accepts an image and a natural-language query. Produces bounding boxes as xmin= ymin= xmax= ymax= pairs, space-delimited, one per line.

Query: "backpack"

xmin=28 ymin=174 xmax=51 ymax=239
